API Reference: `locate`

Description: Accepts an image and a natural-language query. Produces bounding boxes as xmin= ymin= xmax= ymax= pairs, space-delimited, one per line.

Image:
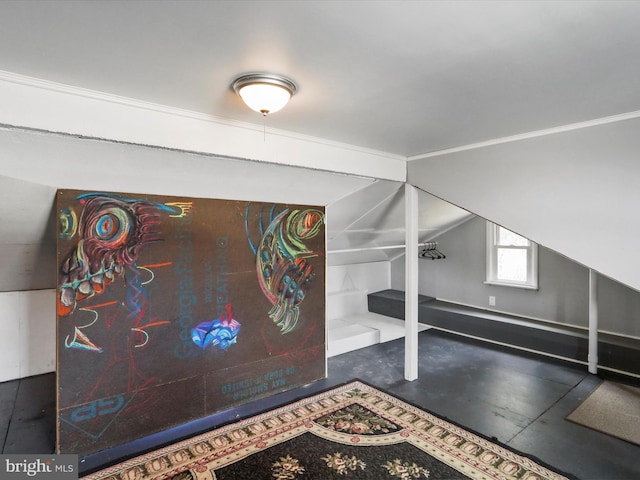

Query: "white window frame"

xmin=485 ymin=222 xmax=538 ymax=290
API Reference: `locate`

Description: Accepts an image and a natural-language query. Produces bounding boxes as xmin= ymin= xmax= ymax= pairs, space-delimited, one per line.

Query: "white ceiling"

xmin=1 ymin=0 xmax=639 ymax=157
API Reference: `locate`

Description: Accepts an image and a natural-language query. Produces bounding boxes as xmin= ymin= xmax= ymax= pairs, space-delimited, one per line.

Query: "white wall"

xmin=391 ymin=217 xmax=590 ymax=326
xmin=391 ymin=216 xmax=640 ymax=338
xmin=0 ymin=290 xmax=55 ymax=382
xmin=327 ymin=262 xmax=391 ymax=321
xmin=408 ymin=115 xmax=640 ymax=293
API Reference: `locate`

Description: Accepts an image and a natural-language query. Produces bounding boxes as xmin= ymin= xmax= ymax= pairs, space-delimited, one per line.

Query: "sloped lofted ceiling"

xmin=408 ymin=117 xmax=640 ymax=292
xmin=327 ymin=181 xmax=472 ymax=266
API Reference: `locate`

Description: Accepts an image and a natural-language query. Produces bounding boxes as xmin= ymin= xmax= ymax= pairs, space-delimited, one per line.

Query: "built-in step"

xmin=327 ymin=318 xmax=379 ymax=357
xmin=327 ymin=312 xmax=430 ymax=358
xmin=327 ymin=277 xmax=433 ymax=357
xmin=351 ymin=311 xmax=429 ymax=343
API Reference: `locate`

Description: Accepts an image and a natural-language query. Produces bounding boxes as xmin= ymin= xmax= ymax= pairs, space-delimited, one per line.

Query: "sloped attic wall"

xmin=408 ymin=116 xmax=640 ymax=293
xmin=327 ymin=181 xmax=473 ymax=266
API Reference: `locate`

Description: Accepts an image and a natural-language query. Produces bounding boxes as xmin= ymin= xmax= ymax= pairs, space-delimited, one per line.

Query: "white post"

xmin=588 ymin=269 xmax=598 ymax=374
xmin=404 ymin=183 xmax=419 ymax=381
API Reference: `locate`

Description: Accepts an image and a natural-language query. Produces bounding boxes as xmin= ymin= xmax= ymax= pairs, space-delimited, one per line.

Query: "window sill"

xmin=483 ymin=280 xmax=538 ymax=291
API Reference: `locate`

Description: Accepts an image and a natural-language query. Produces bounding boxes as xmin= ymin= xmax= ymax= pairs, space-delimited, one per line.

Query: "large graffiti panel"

xmin=56 ymin=189 xmax=325 ymax=456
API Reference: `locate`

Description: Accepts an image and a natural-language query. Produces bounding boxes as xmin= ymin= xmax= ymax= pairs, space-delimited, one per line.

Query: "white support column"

xmin=404 ymin=183 xmax=419 ymax=381
xmin=588 ymin=269 xmax=598 ymax=374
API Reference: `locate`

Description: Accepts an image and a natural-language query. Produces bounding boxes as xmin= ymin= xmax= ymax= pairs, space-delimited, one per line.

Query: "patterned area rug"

xmin=83 ymin=381 xmax=572 ymax=480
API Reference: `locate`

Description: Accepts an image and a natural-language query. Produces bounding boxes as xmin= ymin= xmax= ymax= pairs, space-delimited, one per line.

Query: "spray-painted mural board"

xmin=56 ymin=189 xmax=326 ymax=456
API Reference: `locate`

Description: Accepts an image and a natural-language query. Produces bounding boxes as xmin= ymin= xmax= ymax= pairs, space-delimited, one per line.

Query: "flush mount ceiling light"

xmin=232 ymin=73 xmax=297 ymax=116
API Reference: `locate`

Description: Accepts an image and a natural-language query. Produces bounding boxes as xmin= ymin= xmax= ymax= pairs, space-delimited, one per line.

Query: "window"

xmin=486 ymin=222 xmax=538 ymax=289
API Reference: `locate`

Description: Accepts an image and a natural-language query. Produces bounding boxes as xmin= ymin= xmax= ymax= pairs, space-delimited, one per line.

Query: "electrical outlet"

xmin=489 ymin=296 xmax=496 ymax=306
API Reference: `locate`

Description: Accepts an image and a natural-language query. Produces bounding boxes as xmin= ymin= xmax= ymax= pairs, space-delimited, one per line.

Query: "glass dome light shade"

xmin=238 ymin=83 xmax=292 ymax=115
xmin=232 ymin=73 xmax=297 ymax=116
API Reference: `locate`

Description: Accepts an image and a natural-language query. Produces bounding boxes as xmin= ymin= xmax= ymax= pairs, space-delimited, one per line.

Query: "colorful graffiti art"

xmin=245 ymin=204 xmax=324 ymax=334
xmin=191 ymin=304 xmax=241 ymax=350
xmin=56 ymin=190 xmax=325 ymax=457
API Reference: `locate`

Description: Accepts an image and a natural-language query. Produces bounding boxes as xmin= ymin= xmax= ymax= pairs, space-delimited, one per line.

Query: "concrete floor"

xmin=2 ymin=329 xmax=639 ymax=479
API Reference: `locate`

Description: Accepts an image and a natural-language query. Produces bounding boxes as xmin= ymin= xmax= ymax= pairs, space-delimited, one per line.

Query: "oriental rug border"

xmin=82 ymin=380 xmax=574 ymax=480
